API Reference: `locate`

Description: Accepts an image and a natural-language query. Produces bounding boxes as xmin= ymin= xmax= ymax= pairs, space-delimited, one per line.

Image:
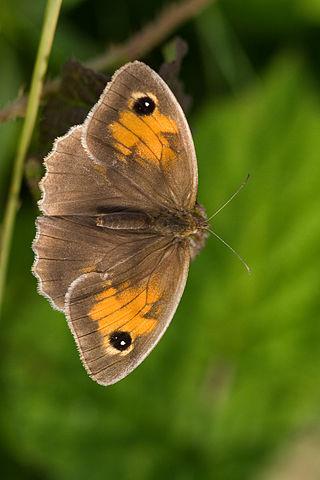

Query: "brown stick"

xmin=0 ymin=0 xmax=214 ymax=124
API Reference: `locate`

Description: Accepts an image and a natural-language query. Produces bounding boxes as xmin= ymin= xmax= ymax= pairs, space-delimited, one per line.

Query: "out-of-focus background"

xmin=1 ymin=0 xmax=320 ymax=478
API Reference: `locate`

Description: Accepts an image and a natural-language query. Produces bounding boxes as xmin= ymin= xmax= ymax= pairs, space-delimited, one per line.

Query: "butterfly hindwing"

xmin=33 ymin=215 xmax=174 ymax=311
xmin=33 ymin=216 xmax=109 ymax=310
xmin=65 ymin=240 xmax=189 ymax=385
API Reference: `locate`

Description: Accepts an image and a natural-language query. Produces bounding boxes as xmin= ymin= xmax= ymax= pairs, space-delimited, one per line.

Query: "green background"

xmin=1 ymin=0 xmax=320 ymax=479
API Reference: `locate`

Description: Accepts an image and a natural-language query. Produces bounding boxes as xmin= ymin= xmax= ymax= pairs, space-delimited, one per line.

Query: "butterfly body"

xmin=97 ymin=206 xmax=207 ymax=239
xmin=33 ymin=61 xmax=207 ymax=385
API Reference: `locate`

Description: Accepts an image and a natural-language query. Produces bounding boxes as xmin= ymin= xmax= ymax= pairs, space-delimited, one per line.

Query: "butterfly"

xmin=33 ymin=61 xmax=208 ymax=385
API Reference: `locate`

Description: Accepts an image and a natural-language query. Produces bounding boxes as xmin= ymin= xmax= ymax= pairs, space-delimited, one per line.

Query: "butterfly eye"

xmin=132 ymin=96 xmax=156 ymax=116
xmin=109 ymin=331 xmax=132 ymax=351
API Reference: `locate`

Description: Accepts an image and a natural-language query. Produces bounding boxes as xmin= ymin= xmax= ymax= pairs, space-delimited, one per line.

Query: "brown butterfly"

xmin=33 ymin=61 xmax=209 ymax=385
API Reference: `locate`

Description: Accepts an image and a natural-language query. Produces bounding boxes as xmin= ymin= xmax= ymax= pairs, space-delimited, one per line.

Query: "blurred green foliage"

xmin=1 ymin=1 xmax=320 ymax=479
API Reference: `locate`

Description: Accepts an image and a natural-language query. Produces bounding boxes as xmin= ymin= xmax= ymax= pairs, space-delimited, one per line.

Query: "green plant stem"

xmin=0 ymin=0 xmax=62 ymax=316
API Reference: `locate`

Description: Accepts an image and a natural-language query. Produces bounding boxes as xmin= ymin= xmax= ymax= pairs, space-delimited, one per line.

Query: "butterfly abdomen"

xmin=96 ymin=206 xmax=208 ymax=243
xmin=96 ymin=212 xmax=150 ymax=230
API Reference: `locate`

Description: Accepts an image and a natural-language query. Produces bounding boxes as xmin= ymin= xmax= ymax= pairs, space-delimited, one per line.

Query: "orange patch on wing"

xmin=115 ymin=142 xmax=131 ymax=157
xmin=110 ymin=109 xmax=178 ymax=166
xmin=95 ymin=287 xmax=117 ymax=301
xmin=89 ymin=281 xmax=160 ymax=346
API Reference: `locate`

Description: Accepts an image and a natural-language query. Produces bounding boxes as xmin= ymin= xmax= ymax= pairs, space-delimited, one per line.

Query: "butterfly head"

xmin=186 ymin=203 xmax=209 ymax=259
xmin=150 ymin=204 xmax=209 ymax=259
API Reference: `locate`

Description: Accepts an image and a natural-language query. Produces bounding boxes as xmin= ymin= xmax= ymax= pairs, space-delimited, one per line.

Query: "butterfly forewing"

xmin=83 ymin=61 xmax=198 ymax=210
xmin=39 ymin=125 xmax=161 ymax=216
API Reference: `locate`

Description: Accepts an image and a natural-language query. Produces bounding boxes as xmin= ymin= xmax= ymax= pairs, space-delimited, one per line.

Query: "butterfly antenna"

xmin=206 ymin=174 xmax=250 ymax=222
xmin=207 ymin=228 xmax=251 ymax=274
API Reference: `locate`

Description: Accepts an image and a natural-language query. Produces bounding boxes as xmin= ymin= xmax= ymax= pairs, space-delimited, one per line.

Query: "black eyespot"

xmin=109 ymin=331 xmax=132 ymax=351
xmin=132 ymin=96 xmax=156 ymax=116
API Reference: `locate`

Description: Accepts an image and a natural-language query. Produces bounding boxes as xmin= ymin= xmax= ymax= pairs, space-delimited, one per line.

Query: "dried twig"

xmin=0 ymin=0 xmax=214 ymax=124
